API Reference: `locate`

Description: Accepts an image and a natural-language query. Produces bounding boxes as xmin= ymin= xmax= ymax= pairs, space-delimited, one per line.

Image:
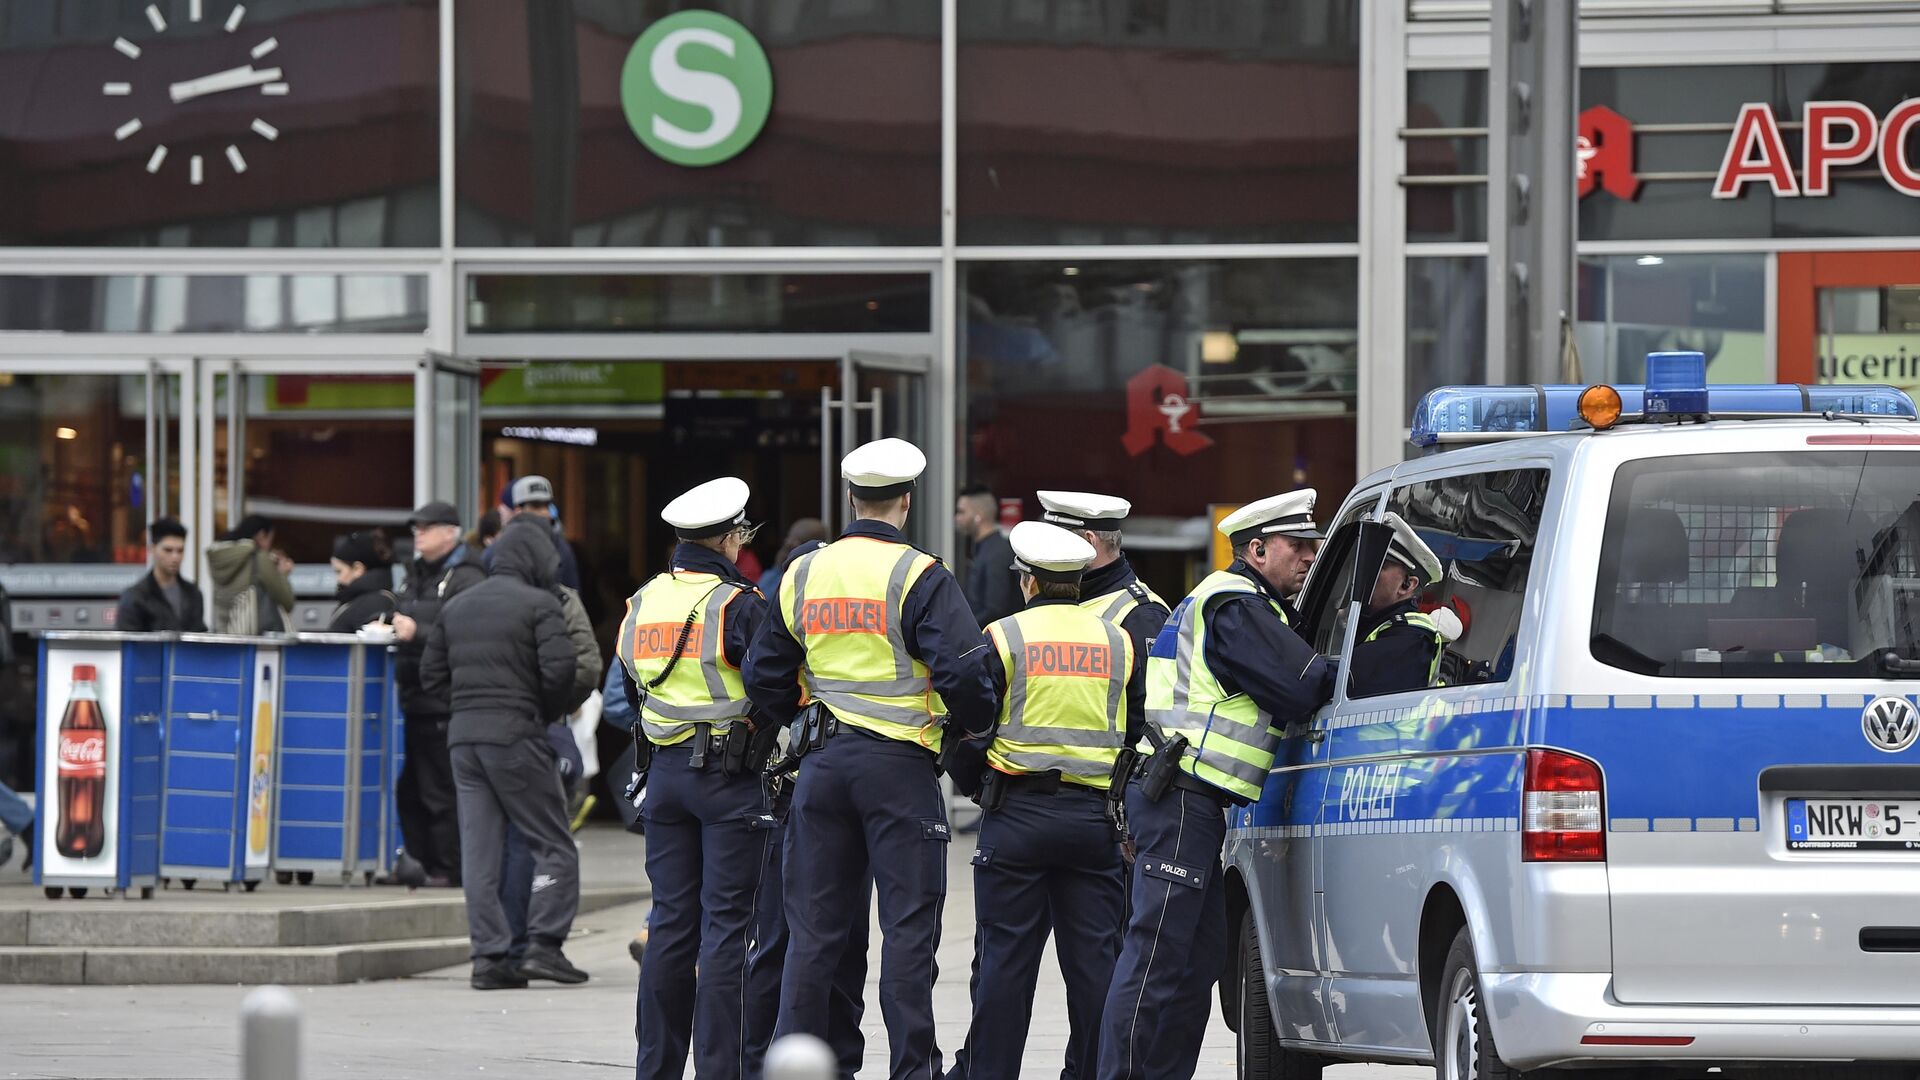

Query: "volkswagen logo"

xmin=1862 ymin=696 xmax=1920 ymax=754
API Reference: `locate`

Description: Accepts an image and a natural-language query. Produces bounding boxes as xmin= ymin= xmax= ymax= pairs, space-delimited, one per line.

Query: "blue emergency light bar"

xmin=1409 ymin=351 xmax=1917 ymax=447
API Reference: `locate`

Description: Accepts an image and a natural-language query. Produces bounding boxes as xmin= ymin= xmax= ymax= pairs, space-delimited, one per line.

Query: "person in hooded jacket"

xmin=327 ymin=531 xmax=396 ymax=633
xmin=207 ymin=514 xmax=296 ymax=634
xmin=388 ymin=501 xmax=487 ymax=887
xmin=421 ymin=513 xmax=583 ymax=990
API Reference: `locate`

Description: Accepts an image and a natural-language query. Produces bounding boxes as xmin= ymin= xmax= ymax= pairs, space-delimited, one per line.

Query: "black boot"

xmin=470 ymin=960 xmax=528 ymax=991
xmin=519 ymin=945 xmax=589 ymax=984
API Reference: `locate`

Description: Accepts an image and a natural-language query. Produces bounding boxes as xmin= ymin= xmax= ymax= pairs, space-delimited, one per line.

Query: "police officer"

xmin=744 ymin=437 xmax=998 ymax=1079
xmin=617 ymin=477 xmax=775 ymax=1080
xmin=1097 ymin=489 xmax=1336 ymax=1080
xmin=950 ymin=522 xmax=1143 ymax=1080
xmin=1037 ymin=490 xmax=1171 ymax=656
xmin=1350 ymin=512 xmax=1451 ymax=697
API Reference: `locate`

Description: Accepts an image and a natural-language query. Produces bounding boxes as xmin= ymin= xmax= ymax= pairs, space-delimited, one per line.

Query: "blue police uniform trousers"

xmin=950 ymin=783 xmax=1126 ymax=1080
xmin=742 ymin=799 xmax=872 ymax=1078
xmin=774 ymin=728 xmax=950 ymax=1080
xmin=633 ymin=742 xmax=770 ymax=1080
xmin=1096 ymin=780 xmax=1231 ymax=1080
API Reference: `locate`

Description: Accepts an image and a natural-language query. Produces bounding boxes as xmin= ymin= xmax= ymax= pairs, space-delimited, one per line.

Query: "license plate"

xmin=1787 ymin=798 xmax=1920 ymax=851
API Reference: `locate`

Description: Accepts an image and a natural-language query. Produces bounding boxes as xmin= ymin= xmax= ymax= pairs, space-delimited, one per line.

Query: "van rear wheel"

xmin=1437 ymin=926 xmax=1527 ymax=1080
xmin=1238 ymin=909 xmax=1325 ymax=1080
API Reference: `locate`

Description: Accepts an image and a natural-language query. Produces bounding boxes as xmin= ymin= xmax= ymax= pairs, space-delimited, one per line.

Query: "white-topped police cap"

xmin=1036 ymin=490 xmax=1131 ymax=530
xmin=1008 ymin=520 xmax=1096 ymax=582
xmin=1381 ymin=511 xmax=1443 ymax=584
xmin=661 ymin=477 xmax=751 ymax=539
xmin=1219 ymin=488 xmax=1323 ymax=546
xmin=842 ymin=437 xmax=926 ymax=499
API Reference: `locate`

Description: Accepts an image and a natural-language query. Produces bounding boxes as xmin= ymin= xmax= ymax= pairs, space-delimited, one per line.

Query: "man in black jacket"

xmin=390 ymin=501 xmax=485 ymax=886
xmin=421 ymin=514 xmax=582 ymax=990
xmin=955 ymin=485 xmax=1022 ymax=627
xmin=115 ymin=518 xmax=207 ymax=633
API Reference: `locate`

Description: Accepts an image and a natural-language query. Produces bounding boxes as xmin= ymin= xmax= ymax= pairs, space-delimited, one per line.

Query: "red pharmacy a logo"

xmin=1122 ymin=364 xmax=1214 ymax=457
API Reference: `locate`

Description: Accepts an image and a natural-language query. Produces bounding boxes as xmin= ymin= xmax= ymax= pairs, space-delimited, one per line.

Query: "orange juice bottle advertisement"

xmin=247 ymin=665 xmax=276 ymax=861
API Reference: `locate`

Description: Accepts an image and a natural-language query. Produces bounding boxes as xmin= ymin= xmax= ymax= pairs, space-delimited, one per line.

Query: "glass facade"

xmin=960 ymin=257 xmax=1358 ymax=528
xmin=455 ymin=0 xmax=941 ymax=247
xmin=956 ymin=0 xmax=1361 ymax=245
xmin=0 ymin=274 xmax=429 ymax=333
xmin=0 ymin=0 xmax=441 ymax=247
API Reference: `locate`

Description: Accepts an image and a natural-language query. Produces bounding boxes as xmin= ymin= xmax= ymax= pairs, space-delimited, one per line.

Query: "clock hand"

xmin=169 ymin=65 xmax=283 ymax=104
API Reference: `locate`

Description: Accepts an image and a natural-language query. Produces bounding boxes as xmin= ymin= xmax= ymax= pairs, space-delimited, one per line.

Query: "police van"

xmin=1226 ymin=353 xmax=1920 ymax=1080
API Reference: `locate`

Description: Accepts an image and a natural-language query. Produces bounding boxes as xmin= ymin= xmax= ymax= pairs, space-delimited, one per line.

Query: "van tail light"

xmin=1523 ymin=749 xmax=1605 ymax=862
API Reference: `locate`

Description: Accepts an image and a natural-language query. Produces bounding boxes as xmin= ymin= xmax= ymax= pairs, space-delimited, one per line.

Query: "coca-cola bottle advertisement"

xmin=41 ymin=650 xmax=121 ymax=878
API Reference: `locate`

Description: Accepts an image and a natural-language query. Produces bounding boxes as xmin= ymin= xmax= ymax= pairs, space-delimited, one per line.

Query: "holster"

xmin=622 ymin=723 xmax=656 ymax=805
xmin=977 ymin=770 xmax=1008 ymax=812
xmin=933 ymin=714 xmax=963 ymax=776
xmin=1139 ymin=732 xmax=1190 ymax=803
xmin=720 ymin=721 xmax=753 ymax=777
xmin=1106 ymin=748 xmax=1139 ymax=859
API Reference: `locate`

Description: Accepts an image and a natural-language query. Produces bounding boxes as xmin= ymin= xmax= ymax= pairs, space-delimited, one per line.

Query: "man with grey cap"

xmin=502 ymin=475 xmax=581 ymax=591
xmin=389 ymin=499 xmax=486 ymax=887
xmin=1350 ymin=511 xmax=1451 ymax=697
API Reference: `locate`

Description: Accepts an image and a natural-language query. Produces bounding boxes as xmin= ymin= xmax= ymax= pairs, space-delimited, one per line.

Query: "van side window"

xmin=1374 ymin=468 xmax=1550 ymax=689
xmin=1296 ymin=494 xmax=1384 ymax=658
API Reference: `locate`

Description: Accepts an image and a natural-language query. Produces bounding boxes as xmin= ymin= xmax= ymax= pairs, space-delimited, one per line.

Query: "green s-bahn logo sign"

xmin=620 ymin=11 xmax=773 ymax=168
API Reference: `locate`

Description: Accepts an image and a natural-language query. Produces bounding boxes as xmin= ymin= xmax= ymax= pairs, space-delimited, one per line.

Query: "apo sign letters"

xmin=1577 ymin=99 xmax=1920 ymax=201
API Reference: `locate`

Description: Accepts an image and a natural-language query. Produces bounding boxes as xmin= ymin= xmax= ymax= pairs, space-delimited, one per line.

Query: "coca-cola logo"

xmin=58 ymin=733 xmax=106 ymax=777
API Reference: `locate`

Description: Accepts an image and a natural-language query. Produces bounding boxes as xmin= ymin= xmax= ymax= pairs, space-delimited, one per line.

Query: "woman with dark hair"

xmin=328 ymin=530 xmax=397 ymax=632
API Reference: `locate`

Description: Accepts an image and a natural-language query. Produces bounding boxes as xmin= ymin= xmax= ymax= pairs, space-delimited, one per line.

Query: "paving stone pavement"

xmin=0 ymin=825 xmax=1433 ymax=1079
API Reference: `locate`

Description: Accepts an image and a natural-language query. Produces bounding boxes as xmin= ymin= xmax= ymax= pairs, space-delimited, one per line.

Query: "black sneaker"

xmin=519 ymin=947 xmax=589 ymax=985
xmin=470 ymin=961 xmax=528 ymax=991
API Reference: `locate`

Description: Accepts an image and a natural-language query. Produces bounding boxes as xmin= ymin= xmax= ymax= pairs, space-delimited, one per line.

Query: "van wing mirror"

xmin=1351 ymin=520 xmax=1393 ymax=607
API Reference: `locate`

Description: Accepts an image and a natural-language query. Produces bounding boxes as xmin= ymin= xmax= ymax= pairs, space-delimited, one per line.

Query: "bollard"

xmin=763 ymin=1033 xmax=835 ymax=1080
xmin=240 ymin=985 xmax=302 ymax=1080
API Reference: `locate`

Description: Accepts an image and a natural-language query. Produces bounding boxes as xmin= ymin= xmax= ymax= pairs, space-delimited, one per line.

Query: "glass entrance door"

xmin=821 ymin=350 xmax=932 ymax=544
xmin=420 ymin=353 xmax=482 ymax=526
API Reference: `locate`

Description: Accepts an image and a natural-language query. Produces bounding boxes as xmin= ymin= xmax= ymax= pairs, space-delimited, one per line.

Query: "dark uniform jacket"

xmin=394 ymin=545 xmax=486 ymax=721
xmin=115 ymin=572 xmax=208 ymax=634
xmin=1197 ymin=560 xmax=1337 ymax=722
xmin=1079 ymin=554 xmax=1171 ymax=657
xmin=421 ymin=517 xmax=577 ymax=747
xmin=1349 ymin=598 xmax=1442 ymax=699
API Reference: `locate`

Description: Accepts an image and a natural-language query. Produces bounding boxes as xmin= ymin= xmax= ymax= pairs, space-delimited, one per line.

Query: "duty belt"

xmin=660 ymin=727 xmax=731 ymax=770
xmin=998 ymin=770 xmax=1101 ymax=798
xmin=1134 ymin=754 xmax=1240 ymax=807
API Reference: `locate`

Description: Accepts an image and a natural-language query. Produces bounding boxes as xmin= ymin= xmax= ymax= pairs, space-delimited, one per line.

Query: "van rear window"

xmin=1591 ymin=450 xmax=1920 ymax=678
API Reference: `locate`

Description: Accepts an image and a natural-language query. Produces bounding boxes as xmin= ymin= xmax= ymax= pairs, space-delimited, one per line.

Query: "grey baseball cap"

xmin=510 ymin=475 xmax=554 ymax=507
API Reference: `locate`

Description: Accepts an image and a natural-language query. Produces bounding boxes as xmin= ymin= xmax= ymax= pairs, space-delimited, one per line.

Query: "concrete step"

xmin=0 ymin=886 xmax=649 ymax=984
xmin=0 ymin=885 xmax=647 ymax=948
xmin=0 ymin=935 xmax=474 ymax=986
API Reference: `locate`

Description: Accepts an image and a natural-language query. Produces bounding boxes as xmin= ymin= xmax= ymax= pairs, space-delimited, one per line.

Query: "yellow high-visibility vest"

xmin=616 ymin=571 xmax=751 ymax=746
xmin=986 ymin=603 xmax=1132 ymax=790
xmin=781 ymin=536 xmax=945 ymax=750
xmin=1082 ymin=579 xmax=1167 ymax=628
xmin=1145 ymin=569 xmax=1291 ymax=802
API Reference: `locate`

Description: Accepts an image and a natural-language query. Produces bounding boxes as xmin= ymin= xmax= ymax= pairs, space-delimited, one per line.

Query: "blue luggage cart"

xmin=34 ymin=632 xmax=171 ymax=900
xmin=271 ymin=634 xmax=392 ymax=885
xmin=158 ymin=634 xmax=281 ymax=892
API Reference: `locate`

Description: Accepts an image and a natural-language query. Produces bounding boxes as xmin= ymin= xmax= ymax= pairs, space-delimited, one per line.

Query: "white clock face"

xmin=103 ymin=2 xmax=291 ymax=186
